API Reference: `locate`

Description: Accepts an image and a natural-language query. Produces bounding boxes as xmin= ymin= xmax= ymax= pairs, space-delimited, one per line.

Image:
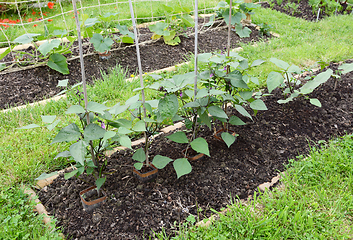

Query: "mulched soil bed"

xmin=260 ymin=0 xmax=352 ymax=21
xmin=0 ymin=19 xmax=268 ymax=110
xmin=37 ymin=61 xmax=353 ymax=239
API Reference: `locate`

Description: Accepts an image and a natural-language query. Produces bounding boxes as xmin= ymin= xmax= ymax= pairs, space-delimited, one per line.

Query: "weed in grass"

xmin=0 ymin=186 xmax=62 ymax=239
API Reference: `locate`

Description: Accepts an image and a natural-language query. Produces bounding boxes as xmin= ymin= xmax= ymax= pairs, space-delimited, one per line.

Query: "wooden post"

xmin=244 ymin=0 xmax=252 ymax=22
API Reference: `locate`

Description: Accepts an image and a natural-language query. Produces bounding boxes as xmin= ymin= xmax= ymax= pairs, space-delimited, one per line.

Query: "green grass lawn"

xmin=1 ymin=4 xmax=353 ymax=239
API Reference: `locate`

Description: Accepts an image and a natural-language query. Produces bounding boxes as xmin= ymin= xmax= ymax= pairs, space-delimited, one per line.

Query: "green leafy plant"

xmin=267 ymin=58 xmax=333 ymax=107
xmin=18 ymin=81 xmax=137 ymax=193
xmin=84 ymin=13 xmax=134 ymax=53
xmin=309 ymin=0 xmax=342 ymax=16
xmin=197 ymin=51 xmax=267 ymax=146
xmin=213 ymin=0 xmax=259 ymax=38
xmin=148 ymin=4 xmax=195 ymax=45
xmin=0 ymin=28 xmax=75 ymax=74
xmin=258 ymin=22 xmax=273 ymax=37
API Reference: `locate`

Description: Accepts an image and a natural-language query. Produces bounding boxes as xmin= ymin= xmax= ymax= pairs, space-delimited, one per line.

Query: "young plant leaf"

xmin=51 ymin=123 xmax=81 ymax=143
xmin=221 ymin=132 xmax=236 ymax=148
xmin=190 ymin=138 xmax=210 ymax=156
xmin=132 ymin=148 xmax=145 ymax=162
xmin=270 ymin=58 xmax=290 ymax=70
xmin=208 ymin=106 xmax=228 ymax=119
xmin=14 ymin=33 xmax=40 ymax=44
xmin=234 ymin=105 xmax=252 ymax=120
xmin=173 ymin=158 xmax=192 ymax=178
xmin=148 ymin=22 xmax=170 ymax=36
xmin=132 ymin=120 xmax=146 ymax=132
xmin=119 ymin=135 xmax=131 ymax=149
xmin=48 ymin=53 xmax=69 ymax=75
xmin=229 ymin=116 xmax=246 ymax=125
xmin=309 ymin=98 xmax=322 ymax=107
xmin=87 ymin=101 xmax=109 ymax=115
xmin=152 ymin=155 xmax=173 ymax=169
xmin=166 ymin=131 xmax=189 ymax=144
xmin=64 ymin=169 xmax=79 ymax=180
xmin=54 ymin=151 xmax=71 ymax=159
xmin=38 ymin=39 xmax=61 ymax=56
xmin=65 ymin=105 xmax=85 ymax=114
xmin=69 ymin=140 xmax=87 ymax=165
xmin=267 ymin=71 xmax=284 ymax=93
xmin=102 ymin=131 xmax=116 ymax=142
xmin=35 ymin=172 xmax=58 ymax=180
xmin=84 ymin=123 xmax=106 ymax=141
xmin=158 ymin=94 xmax=178 ymax=121
xmin=250 ymin=99 xmax=267 ymax=111
xmin=134 ymin=162 xmax=143 ymax=170
xmin=96 ymin=177 xmax=106 ymax=192
xmin=339 ymin=63 xmax=353 ymax=74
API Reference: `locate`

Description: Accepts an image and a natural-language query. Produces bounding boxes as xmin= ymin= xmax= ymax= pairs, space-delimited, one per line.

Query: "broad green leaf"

xmin=270 ymin=58 xmax=290 ymax=70
xmin=0 ymin=63 xmax=5 ymax=71
xmin=57 ymin=79 xmax=68 ymax=87
xmin=229 ymin=116 xmax=246 ymax=125
xmin=152 ymin=155 xmax=173 ymax=169
xmin=87 ymin=101 xmax=109 ymax=115
xmin=84 ymin=17 xmax=99 ymax=27
xmin=287 ymin=64 xmax=301 ymax=74
xmin=0 ymin=48 xmax=10 ymax=61
xmin=221 ymin=132 xmax=236 ymax=148
xmin=18 ymin=124 xmax=40 ymax=129
xmin=35 ymin=172 xmax=58 ymax=180
xmin=173 ymin=158 xmax=192 ymax=178
xmin=118 ymin=127 xmax=132 ymax=135
xmin=14 ymin=33 xmax=40 ymax=44
xmin=239 ymin=91 xmax=253 ymax=100
xmin=84 ymin=123 xmax=106 ymax=140
xmin=66 ymin=105 xmax=85 ymax=114
xmin=51 ymin=123 xmax=81 ymax=144
xmin=132 ymin=120 xmax=146 ymax=132
xmin=267 ymin=71 xmax=284 ymax=93
xmin=180 ymin=14 xmax=195 ymax=27
xmin=198 ymin=53 xmax=212 ymax=62
xmin=69 ymin=140 xmax=87 ymax=165
xmin=300 ymin=69 xmax=333 ymax=92
xmin=132 ymin=148 xmax=145 ymax=162
xmin=158 ymin=94 xmax=178 ymax=121
xmin=166 ymin=131 xmax=188 ymax=144
xmin=339 ymin=63 xmax=353 ymax=74
xmin=223 ymin=10 xmax=244 ymax=25
xmin=96 ymin=177 xmax=106 ymax=192
xmin=47 ymin=53 xmax=69 ymax=75
xmin=121 ymin=36 xmax=134 ymax=44
xmin=148 ymin=22 xmax=170 ymax=36
xmin=310 ymin=98 xmax=322 ymax=107
xmin=208 ymin=106 xmax=228 ymax=119
xmin=234 ymin=105 xmax=252 ymax=120
xmin=46 ymin=120 xmax=60 ymax=131
xmin=119 ymin=135 xmax=131 ymax=149
xmin=190 ymin=137 xmax=210 ymax=156
xmin=164 ymin=35 xmax=180 ymax=46
xmin=116 ymin=24 xmax=135 ymax=39
xmin=200 ymin=111 xmax=212 ymax=129
xmin=251 ymin=59 xmax=265 ymax=67
xmin=64 ymin=169 xmax=78 ymax=180
xmin=38 ymin=39 xmax=61 ymax=56
xmin=102 ymin=131 xmax=116 ymax=142
xmin=234 ymin=25 xmax=251 ymax=38
xmin=109 ymin=103 xmax=129 ymax=115
xmin=90 ymin=33 xmax=114 ymax=53
xmin=250 ymin=99 xmax=267 ymax=111
xmin=183 ymin=102 xmax=200 ymax=108
xmin=125 ymin=94 xmax=139 ymax=106
xmin=54 ymin=151 xmax=71 ymax=159
xmin=134 ymin=162 xmax=143 ymax=170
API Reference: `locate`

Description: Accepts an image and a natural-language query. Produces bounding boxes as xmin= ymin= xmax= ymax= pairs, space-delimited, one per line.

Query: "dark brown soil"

xmin=37 ymin=61 xmax=353 ymax=239
xmin=260 ymin=0 xmax=352 ymax=21
xmin=0 ymin=20 xmax=267 ymax=110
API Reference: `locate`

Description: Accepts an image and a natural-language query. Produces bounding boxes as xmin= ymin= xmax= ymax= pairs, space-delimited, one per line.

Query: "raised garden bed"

xmin=261 ymin=0 xmax=352 ymax=21
xmin=0 ymin=20 xmax=270 ymax=110
xmin=36 ymin=60 xmax=353 ymax=239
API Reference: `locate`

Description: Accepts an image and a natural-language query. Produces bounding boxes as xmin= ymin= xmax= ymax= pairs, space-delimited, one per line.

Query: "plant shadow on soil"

xmin=37 ymin=61 xmax=353 ymax=239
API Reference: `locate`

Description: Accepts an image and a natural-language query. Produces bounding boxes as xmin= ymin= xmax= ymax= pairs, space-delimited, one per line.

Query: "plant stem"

xmin=128 ymin=0 xmax=149 ymax=166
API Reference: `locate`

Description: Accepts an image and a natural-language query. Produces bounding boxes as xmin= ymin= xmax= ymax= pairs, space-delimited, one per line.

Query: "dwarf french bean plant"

xmin=267 ymin=58 xmax=333 ymax=107
xmin=19 ymin=82 xmax=139 ymax=193
xmin=197 ymin=52 xmax=267 ymax=147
